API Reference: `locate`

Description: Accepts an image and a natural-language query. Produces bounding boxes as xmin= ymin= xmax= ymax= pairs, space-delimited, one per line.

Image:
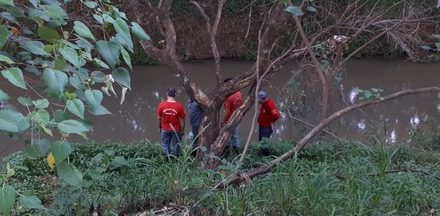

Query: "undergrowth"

xmin=1 ymin=138 xmax=439 ymax=215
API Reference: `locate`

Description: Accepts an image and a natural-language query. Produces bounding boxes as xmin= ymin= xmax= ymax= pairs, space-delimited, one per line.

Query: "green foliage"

xmin=357 ymin=88 xmax=384 ymax=101
xmin=50 ymin=141 xmax=72 ymax=165
xmin=1 ymin=67 xmax=26 ymax=89
xmin=56 ymin=161 xmax=83 ymax=188
xmin=1 ymin=141 xmax=438 ymax=215
xmin=131 ymin=22 xmax=151 ymax=41
xmin=18 ymin=195 xmax=45 ymax=210
xmin=96 ymin=40 xmax=121 ymax=68
xmin=0 ymin=185 xmax=16 ymax=215
xmin=66 ymin=99 xmax=85 ymax=119
xmin=0 ymin=0 xmax=151 ymax=213
xmin=112 ymin=67 xmax=131 ymax=89
xmin=285 ymin=6 xmax=304 ymax=16
xmin=73 ymin=21 xmax=96 ymax=41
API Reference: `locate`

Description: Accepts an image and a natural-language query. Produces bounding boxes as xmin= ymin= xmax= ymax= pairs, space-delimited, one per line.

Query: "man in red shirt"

xmin=157 ymin=88 xmax=186 ymax=157
xmin=223 ymin=78 xmax=243 ymax=155
xmin=258 ymin=90 xmax=280 ymax=141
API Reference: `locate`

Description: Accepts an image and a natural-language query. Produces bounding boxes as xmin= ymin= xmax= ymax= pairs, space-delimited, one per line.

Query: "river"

xmin=1 ymin=59 xmax=439 ymax=156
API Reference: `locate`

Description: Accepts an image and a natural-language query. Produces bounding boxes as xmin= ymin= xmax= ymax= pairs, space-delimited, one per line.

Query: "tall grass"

xmin=2 ymin=138 xmax=439 ymax=215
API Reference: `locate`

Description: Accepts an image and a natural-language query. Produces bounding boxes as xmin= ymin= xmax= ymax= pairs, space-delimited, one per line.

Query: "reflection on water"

xmin=1 ymin=59 xmax=440 ymax=156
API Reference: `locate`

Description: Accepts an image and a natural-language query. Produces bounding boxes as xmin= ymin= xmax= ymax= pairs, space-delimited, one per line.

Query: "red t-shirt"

xmin=224 ymin=91 xmax=243 ymax=123
xmin=157 ymin=101 xmax=185 ymax=132
xmin=258 ymin=98 xmax=280 ymax=127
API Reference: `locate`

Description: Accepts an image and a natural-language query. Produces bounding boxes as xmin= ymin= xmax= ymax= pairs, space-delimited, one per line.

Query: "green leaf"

xmin=436 ymin=42 xmax=440 ymax=51
xmin=83 ymin=1 xmax=97 ymax=8
xmin=69 ymin=75 xmax=86 ymax=90
xmin=0 ymin=12 xmax=17 ymax=23
xmin=1 ymin=67 xmax=26 ymax=89
xmin=96 ymin=40 xmax=121 ymax=69
xmin=56 ymin=161 xmax=83 ymax=188
xmin=111 ymin=156 xmax=128 ymax=167
xmin=75 ymin=35 xmax=94 ymax=51
xmin=53 ymin=58 xmax=68 ymax=70
xmin=91 ymin=71 xmax=105 ymax=83
xmin=0 ymin=109 xmax=30 ymax=132
xmin=6 ymin=163 xmax=14 ymax=178
xmin=112 ymin=67 xmax=131 ymax=89
xmin=102 ymin=13 xmax=115 ymax=24
xmin=19 ymin=195 xmax=45 ymax=210
xmin=419 ymin=45 xmax=431 ymax=51
xmin=24 ymin=139 xmax=50 ymax=158
xmin=0 ymin=0 xmax=14 ymax=6
xmin=20 ymin=41 xmax=49 ymax=56
xmin=121 ymin=49 xmax=132 ymax=70
xmin=285 ymin=6 xmax=304 ymax=16
xmin=0 ymin=25 xmax=9 ymax=49
xmin=0 ymin=89 xmax=9 ymax=101
xmin=93 ymin=58 xmax=110 ymax=70
xmin=0 ymin=185 xmax=16 ymax=215
xmin=50 ymin=141 xmax=72 ymax=164
xmin=52 ymin=109 xmax=68 ymax=123
xmin=66 ymin=99 xmax=85 ymax=119
xmin=57 ymin=120 xmax=90 ymax=134
xmin=17 ymin=96 xmax=32 ymax=106
xmin=93 ymin=14 xmax=104 ymax=24
xmin=31 ymin=109 xmax=50 ymax=124
xmin=131 ymin=22 xmax=151 ymax=41
xmin=43 ymin=68 xmax=68 ymax=95
xmin=73 ymin=21 xmax=96 ymax=41
xmin=84 ymin=89 xmax=103 ymax=108
xmin=306 ymin=6 xmax=317 ymax=12
xmin=32 ymin=98 xmax=49 ymax=109
xmin=44 ymin=5 xmax=68 ymax=26
xmin=89 ymin=105 xmax=111 ymax=115
xmin=59 ymin=46 xmax=85 ymax=68
xmin=38 ymin=26 xmax=62 ymax=42
xmin=0 ymin=54 xmax=13 ymax=64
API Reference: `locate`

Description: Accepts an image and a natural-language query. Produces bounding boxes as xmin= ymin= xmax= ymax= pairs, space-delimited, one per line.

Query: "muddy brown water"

xmin=1 ymin=59 xmax=440 ymax=156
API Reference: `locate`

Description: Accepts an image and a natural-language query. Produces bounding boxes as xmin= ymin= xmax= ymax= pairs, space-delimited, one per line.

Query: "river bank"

xmin=2 ymin=140 xmax=439 ymax=215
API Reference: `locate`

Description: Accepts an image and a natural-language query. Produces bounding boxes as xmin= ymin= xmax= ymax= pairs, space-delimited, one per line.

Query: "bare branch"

xmin=216 ymin=86 xmax=440 ymax=188
xmin=191 ymin=0 xmax=226 ymax=84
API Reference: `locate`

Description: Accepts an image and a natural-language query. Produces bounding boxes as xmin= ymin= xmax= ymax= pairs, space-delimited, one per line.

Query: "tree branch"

xmin=191 ymin=0 xmax=226 ymax=84
xmin=216 ymin=86 xmax=440 ymax=188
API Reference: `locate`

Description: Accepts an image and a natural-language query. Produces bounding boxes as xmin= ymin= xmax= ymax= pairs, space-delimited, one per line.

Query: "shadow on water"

xmin=1 ymin=59 xmax=440 ymax=156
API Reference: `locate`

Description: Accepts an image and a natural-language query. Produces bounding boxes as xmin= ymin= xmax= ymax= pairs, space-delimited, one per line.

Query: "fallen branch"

xmin=215 ymin=86 xmax=440 ymax=189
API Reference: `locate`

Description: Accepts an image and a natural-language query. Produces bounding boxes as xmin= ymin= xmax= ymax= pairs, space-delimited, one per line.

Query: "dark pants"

xmin=161 ymin=130 xmax=182 ymax=157
xmin=191 ymin=126 xmax=200 ymax=151
xmin=259 ymin=126 xmax=273 ymax=141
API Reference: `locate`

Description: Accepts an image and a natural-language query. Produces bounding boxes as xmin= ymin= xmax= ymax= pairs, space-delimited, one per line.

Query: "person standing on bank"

xmin=223 ymin=78 xmax=243 ymax=155
xmin=157 ymin=88 xmax=186 ymax=157
xmin=257 ymin=90 xmax=281 ymax=141
xmin=187 ymin=98 xmax=203 ymax=156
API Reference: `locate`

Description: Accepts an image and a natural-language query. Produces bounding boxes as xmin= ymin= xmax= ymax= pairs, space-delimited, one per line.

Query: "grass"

xmin=1 ymin=138 xmax=439 ymax=215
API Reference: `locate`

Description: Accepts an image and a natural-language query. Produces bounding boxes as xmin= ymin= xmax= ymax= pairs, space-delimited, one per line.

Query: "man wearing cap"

xmin=157 ymin=88 xmax=186 ymax=157
xmin=258 ymin=90 xmax=280 ymax=141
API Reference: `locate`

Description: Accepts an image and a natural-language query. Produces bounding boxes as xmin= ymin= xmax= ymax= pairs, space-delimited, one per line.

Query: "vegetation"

xmin=1 ymin=139 xmax=439 ymax=215
xmin=1 ymin=0 xmax=440 ymax=214
xmin=0 ymin=0 xmax=150 ymax=213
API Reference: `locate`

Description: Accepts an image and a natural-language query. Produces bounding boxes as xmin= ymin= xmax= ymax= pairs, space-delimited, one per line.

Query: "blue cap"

xmin=258 ymin=91 xmax=267 ymax=101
